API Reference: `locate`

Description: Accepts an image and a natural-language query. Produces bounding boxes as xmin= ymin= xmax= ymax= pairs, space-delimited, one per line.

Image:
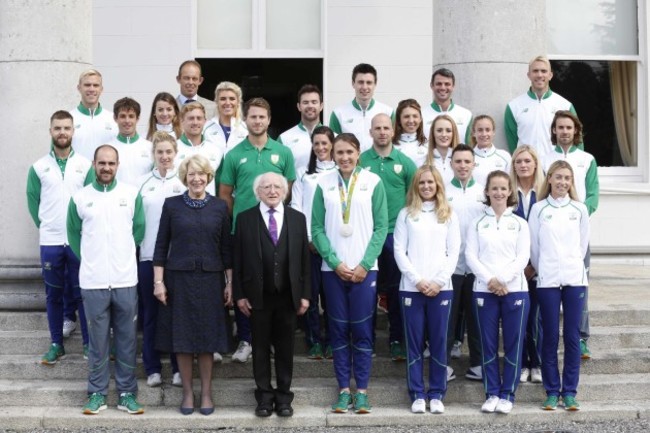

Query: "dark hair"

xmin=50 ymin=110 xmax=73 ymax=123
xmin=431 ymin=68 xmax=456 ymax=85
xmin=147 ymin=92 xmax=182 ymax=140
xmin=113 ymin=97 xmax=141 ymax=118
xmin=334 ymin=133 xmax=361 ymax=152
xmin=393 ymin=99 xmax=426 ymax=145
xmin=551 ymin=110 xmax=583 ymax=145
xmin=307 ymin=126 xmax=335 ymax=175
xmin=297 ymin=84 xmax=322 ymax=103
xmin=483 ymin=170 xmax=517 ymax=207
xmin=243 ymin=97 xmax=271 ymax=118
xmin=177 ymin=60 xmax=202 ymax=77
xmin=352 ymin=63 xmax=377 ymax=83
xmin=451 ymin=143 xmax=474 ymax=158
xmin=93 ymin=144 xmax=119 ymax=162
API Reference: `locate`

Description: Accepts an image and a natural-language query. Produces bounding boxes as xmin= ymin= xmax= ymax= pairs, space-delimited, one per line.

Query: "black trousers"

xmin=250 ymin=289 xmax=296 ymax=407
xmin=448 ymin=273 xmax=482 ymax=367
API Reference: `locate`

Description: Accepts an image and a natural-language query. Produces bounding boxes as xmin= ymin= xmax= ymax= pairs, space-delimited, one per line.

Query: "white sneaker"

xmin=495 ymin=398 xmax=513 ymax=414
xmin=481 ymin=395 xmax=500 ymax=413
xmin=520 ymin=367 xmax=530 ymax=383
xmin=172 ymin=372 xmax=182 ymax=387
xmin=411 ymin=398 xmax=426 ymax=414
xmin=62 ymin=320 xmax=76 ymax=338
xmin=450 ymin=340 xmax=462 ymax=359
xmin=465 ymin=365 xmax=482 ymax=381
xmin=531 ymin=367 xmax=543 ymax=383
xmin=423 ymin=346 xmax=430 ymax=359
xmin=231 ymin=341 xmax=252 ymax=363
xmin=213 ymin=352 xmax=223 ymax=363
xmin=430 ymin=399 xmax=445 ymax=414
xmin=446 ymin=366 xmax=456 ymax=382
xmin=146 ymin=373 xmax=162 ymax=387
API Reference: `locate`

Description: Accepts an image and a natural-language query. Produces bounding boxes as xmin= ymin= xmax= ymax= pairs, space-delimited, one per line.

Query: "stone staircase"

xmin=1 ymin=262 xmax=649 ymax=430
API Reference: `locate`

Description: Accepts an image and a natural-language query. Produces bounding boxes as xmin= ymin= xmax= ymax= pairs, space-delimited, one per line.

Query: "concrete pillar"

xmin=433 ymin=0 xmax=546 ymax=148
xmin=0 ymin=0 xmax=92 ymax=309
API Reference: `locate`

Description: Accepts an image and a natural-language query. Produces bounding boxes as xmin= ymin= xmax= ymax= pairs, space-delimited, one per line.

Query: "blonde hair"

xmin=214 ymin=81 xmax=243 ymax=124
xmin=529 ymin=55 xmax=551 ymax=71
xmin=180 ymin=102 xmax=206 ymax=120
xmin=425 ymin=114 xmax=459 ymax=166
xmin=151 ymin=131 xmax=178 ymax=155
xmin=539 ymin=160 xmax=578 ymax=201
xmin=78 ymin=69 xmax=102 ymax=84
xmin=405 ymin=165 xmax=451 ymax=223
xmin=510 ymin=145 xmax=544 ymax=197
xmin=178 ymin=154 xmax=214 ymax=187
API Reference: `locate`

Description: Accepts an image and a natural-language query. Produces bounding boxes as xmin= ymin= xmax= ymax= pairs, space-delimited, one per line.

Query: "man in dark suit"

xmin=233 ymin=172 xmax=311 ymax=417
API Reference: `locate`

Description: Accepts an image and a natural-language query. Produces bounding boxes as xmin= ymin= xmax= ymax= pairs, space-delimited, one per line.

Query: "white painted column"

xmin=432 ymin=0 xmax=546 ymax=148
xmin=0 ymin=0 xmax=92 ymax=309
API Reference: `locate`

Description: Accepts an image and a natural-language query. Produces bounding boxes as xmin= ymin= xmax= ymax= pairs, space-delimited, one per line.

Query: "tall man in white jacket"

xmin=67 ymin=144 xmax=146 ymax=415
xmin=27 ymin=110 xmax=93 ymax=365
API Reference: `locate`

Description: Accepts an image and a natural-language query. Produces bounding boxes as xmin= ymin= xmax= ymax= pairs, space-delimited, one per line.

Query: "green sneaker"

xmin=390 ymin=341 xmax=406 ymax=362
xmin=308 ymin=342 xmax=323 ymax=360
xmin=117 ymin=392 xmax=144 ymax=414
xmin=41 ymin=343 xmax=65 ymax=365
xmin=324 ymin=345 xmax=333 ymax=359
xmin=580 ymin=339 xmax=591 ymax=359
xmin=563 ymin=395 xmax=581 ymax=411
xmin=83 ymin=344 xmax=89 ymax=360
xmin=353 ymin=392 xmax=372 ymax=414
xmin=541 ymin=395 xmax=558 ymax=410
xmin=82 ymin=392 xmax=107 ymax=415
xmin=331 ymin=391 xmax=352 ymax=413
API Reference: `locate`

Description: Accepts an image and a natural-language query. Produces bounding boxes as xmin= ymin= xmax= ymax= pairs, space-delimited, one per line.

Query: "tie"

xmin=268 ymin=208 xmax=278 ymax=246
xmin=185 ymin=99 xmax=196 ymax=104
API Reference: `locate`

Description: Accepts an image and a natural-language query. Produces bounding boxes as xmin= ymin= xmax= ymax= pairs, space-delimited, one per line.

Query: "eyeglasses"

xmin=259 ymin=184 xmax=283 ymax=192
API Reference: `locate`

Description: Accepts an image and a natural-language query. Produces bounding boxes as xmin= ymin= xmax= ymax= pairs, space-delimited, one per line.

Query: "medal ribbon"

xmin=338 ymin=167 xmax=361 ymax=224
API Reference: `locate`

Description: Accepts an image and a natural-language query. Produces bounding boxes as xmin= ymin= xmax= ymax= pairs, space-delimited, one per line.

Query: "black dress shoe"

xmin=276 ymin=404 xmax=294 ymax=417
xmin=199 ymin=406 xmax=214 ymax=415
xmin=255 ymin=405 xmax=273 ymax=417
xmin=180 ymin=406 xmax=194 ymax=415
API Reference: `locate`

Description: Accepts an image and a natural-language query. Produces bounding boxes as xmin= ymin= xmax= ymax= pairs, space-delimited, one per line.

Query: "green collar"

xmin=527 ymin=88 xmax=553 ymax=100
xmin=242 ymin=137 xmax=275 ymax=151
xmin=431 ymin=100 xmax=455 ymax=112
xmin=49 ymin=142 xmax=74 ymax=161
xmin=352 ymin=98 xmax=375 ymax=111
xmin=554 ymin=144 xmax=578 ymax=154
xmin=116 ymin=132 xmax=140 ymax=144
xmin=92 ymin=177 xmax=117 ymax=192
xmin=367 ymin=145 xmax=398 ymax=160
xmin=451 ymin=177 xmax=476 ymax=188
xmin=180 ymin=133 xmax=205 ymax=146
xmin=298 ymin=121 xmax=322 ymax=133
xmin=76 ymin=102 xmax=103 ymax=116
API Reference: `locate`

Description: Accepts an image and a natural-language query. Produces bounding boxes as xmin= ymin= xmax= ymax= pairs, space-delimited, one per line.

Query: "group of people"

xmin=26 ymin=54 xmax=598 ymax=418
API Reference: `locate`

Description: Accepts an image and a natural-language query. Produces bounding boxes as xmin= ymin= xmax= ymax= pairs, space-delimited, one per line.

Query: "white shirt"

xmin=393 ymin=202 xmax=461 ymax=292
xmin=260 ymin=201 xmax=284 ymax=235
xmin=472 ymin=145 xmax=511 ymax=187
xmin=395 ymin=133 xmax=427 ymax=167
xmin=529 ymin=195 xmax=590 ymax=288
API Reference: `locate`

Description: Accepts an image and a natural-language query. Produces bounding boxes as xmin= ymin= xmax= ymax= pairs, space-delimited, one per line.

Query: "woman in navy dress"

xmin=153 ymin=154 xmax=233 ymax=415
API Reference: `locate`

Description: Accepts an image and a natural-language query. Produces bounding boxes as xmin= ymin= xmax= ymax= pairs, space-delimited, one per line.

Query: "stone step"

xmin=4 ymin=324 xmax=650 ymax=356
xmin=1 ymin=399 xmax=647 ymax=431
xmin=1 ymin=348 xmax=649 ymax=381
xmin=1 ymin=374 xmax=649 ymax=408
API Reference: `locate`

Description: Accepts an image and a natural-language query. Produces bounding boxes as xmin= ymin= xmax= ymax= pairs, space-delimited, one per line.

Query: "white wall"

xmin=325 ymin=0 xmax=433 ymax=115
xmin=93 ymin=0 xmax=193 ymax=130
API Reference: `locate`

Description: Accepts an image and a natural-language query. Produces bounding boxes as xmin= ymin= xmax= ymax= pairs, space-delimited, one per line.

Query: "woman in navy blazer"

xmin=510 ymin=145 xmax=545 ymax=385
xmin=153 ymin=154 xmax=233 ymax=415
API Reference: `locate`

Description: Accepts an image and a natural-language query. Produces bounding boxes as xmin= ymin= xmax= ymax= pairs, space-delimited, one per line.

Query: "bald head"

xmin=370 ymin=113 xmax=393 ymax=150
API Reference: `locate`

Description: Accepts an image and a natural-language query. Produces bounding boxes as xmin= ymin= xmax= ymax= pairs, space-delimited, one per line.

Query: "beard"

xmin=53 ymin=136 xmax=72 ymax=150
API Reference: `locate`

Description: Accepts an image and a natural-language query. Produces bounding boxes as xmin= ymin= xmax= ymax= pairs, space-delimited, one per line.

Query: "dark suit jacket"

xmin=233 ymin=204 xmax=311 ymax=311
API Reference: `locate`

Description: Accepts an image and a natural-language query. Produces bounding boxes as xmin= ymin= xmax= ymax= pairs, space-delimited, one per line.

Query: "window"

xmin=546 ymin=0 xmax=645 ymax=180
xmin=195 ymin=0 xmax=323 ymax=58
